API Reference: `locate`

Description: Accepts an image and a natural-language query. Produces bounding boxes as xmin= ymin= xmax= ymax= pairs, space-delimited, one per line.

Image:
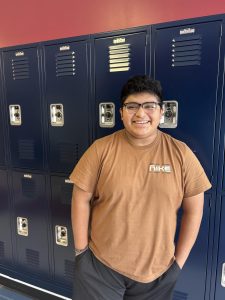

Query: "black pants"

xmin=73 ymin=248 xmax=181 ymax=300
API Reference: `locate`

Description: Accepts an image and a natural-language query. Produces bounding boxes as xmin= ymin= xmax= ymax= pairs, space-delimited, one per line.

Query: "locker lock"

xmin=99 ymin=102 xmax=115 ymax=128
xmin=17 ymin=217 xmax=28 ymax=236
xmin=50 ymin=104 xmax=64 ymax=126
xmin=9 ymin=105 xmax=22 ymax=126
xmin=55 ymin=225 xmax=68 ymax=246
xmin=159 ymin=100 xmax=178 ymax=128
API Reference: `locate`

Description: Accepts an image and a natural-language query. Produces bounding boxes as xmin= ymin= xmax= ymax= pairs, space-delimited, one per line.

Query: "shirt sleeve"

xmin=183 ymin=146 xmax=212 ymax=198
xmin=69 ymin=141 xmax=100 ymax=193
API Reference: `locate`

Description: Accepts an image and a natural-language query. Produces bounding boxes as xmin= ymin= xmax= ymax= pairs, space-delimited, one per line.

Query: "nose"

xmin=135 ymin=105 xmax=146 ymax=117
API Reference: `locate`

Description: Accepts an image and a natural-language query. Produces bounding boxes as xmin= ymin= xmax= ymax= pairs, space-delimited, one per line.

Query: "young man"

xmin=70 ymin=75 xmax=211 ymax=300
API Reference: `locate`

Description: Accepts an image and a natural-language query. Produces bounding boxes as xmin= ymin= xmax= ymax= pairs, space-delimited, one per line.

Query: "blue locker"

xmin=152 ymin=20 xmax=222 ymax=180
xmin=174 ymin=195 xmax=211 ymax=299
xmin=212 ymin=21 xmax=225 ymax=298
xmin=50 ymin=176 xmax=74 ymax=297
xmin=0 ymin=170 xmax=13 ymax=268
xmin=0 ymin=56 xmax=6 ymax=167
xmin=43 ymin=39 xmax=90 ymax=174
xmin=11 ymin=171 xmax=50 ymax=280
xmin=2 ymin=46 xmax=45 ymax=170
xmin=152 ymin=19 xmax=223 ymax=300
xmin=214 ymin=196 xmax=225 ymax=300
xmin=93 ymin=29 xmax=149 ymax=139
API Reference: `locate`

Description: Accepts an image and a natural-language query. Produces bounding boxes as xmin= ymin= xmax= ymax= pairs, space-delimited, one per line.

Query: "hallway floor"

xmin=0 ymin=285 xmax=37 ymax=300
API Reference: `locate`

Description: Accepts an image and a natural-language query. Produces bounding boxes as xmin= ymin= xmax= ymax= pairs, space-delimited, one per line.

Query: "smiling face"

xmin=120 ymin=92 xmax=163 ymax=146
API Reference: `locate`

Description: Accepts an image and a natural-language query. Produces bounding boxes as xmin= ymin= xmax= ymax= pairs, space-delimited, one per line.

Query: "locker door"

xmin=0 ymin=105 xmax=6 ymax=167
xmin=153 ymin=21 xmax=222 ymax=180
xmin=0 ymin=170 xmax=13 ymax=268
xmin=3 ymin=47 xmax=44 ymax=170
xmin=43 ymin=40 xmax=90 ymax=174
xmin=0 ymin=58 xmax=6 ymax=166
xmin=12 ymin=171 xmax=50 ymax=279
xmin=50 ymin=176 xmax=74 ymax=296
xmin=214 ymin=196 xmax=225 ymax=300
xmin=174 ymin=194 xmax=211 ymax=300
xmin=94 ymin=30 xmax=149 ymax=139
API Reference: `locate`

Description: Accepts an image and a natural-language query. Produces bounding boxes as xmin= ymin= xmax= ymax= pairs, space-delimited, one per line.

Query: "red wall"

xmin=1 ymin=0 xmax=225 ymax=47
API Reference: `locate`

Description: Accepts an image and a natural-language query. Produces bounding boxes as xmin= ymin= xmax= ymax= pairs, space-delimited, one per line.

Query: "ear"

xmin=160 ymin=106 xmax=164 ymax=117
xmin=120 ymin=108 xmax=123 ymax=120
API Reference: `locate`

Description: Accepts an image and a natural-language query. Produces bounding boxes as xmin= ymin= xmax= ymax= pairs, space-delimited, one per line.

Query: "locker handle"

xmin=222 ymin=263 xmax=225 ymax=287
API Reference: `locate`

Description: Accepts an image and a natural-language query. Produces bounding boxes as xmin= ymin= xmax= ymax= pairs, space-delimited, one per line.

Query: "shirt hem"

xmin=89 ymin=245 xmax=174 ymax=283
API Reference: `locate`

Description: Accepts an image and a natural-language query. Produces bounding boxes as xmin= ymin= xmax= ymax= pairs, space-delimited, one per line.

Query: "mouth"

xmin=132 ymin=120 xmax=150 ymax=124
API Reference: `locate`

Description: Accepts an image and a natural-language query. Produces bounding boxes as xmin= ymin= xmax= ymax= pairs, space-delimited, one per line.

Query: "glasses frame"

xmin=123 ymin=101 xmax=162 ymax=113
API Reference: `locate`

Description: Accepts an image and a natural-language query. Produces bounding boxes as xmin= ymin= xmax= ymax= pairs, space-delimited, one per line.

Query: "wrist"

xmin=75 ymin=245 xmax=89 ymax=256
xmin=175 ymin=256 xmax=186 ymax=269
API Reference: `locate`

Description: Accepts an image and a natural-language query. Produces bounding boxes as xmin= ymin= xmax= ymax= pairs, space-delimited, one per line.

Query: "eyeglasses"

xmin=123 ymin=102 xmax=161 ymax=113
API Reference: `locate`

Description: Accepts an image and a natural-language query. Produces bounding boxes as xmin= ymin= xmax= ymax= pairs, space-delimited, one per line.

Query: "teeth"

xmin=134 ymin=121 xmax=149 ymax=124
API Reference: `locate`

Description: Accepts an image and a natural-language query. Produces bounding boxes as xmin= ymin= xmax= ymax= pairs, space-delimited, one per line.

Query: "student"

xmin=70 ymin=75 xmax=211 ymax=300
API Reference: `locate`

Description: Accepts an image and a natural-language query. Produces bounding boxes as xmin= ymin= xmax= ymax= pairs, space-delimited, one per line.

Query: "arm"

xmin=71 ymin=184 xmax=93 ymax=250
xmin=175 ymin=192 xmax=204 ymax=269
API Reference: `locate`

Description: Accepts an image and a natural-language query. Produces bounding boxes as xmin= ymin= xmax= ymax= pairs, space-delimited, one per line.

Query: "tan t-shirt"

xmin=70 ymin=129 xmax=211 ymax=283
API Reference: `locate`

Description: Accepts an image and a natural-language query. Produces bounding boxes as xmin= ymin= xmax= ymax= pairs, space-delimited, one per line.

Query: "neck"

xmin=125 ymin=130 xmax=159 ymax=147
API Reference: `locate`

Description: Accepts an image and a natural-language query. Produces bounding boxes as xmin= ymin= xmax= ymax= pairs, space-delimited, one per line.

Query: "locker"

xmin=0 ymin=57 xmax=6 ymax=166
xmin=211 ymin=23 xmax=225 ymax=298
xmin=214 ymin=196 xmax=225 ymax=300
xmin=152 ymin=21 xmax=222 ymax=180
xmin=2 ymin=46 xmax=45 ymax=170
xmin=50 ymin=176 xmax=74 ymax=296
xmin=43 ymin=39 xmax=90 ymax=174
xmin=93 ymin=29 xmax=149 ymax=139
xmin=0 ymin=170 xmax=13 ymax=268
xmin=11 ymin=171 xmax=50 ymax=279
xmin=174 ymin=194 xmax=211 ymax=299
xmin=152 ymin=19 xmax=223 ymax=300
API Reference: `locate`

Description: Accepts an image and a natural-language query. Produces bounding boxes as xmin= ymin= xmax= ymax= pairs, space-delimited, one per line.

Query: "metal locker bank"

xmin=0 ymin=13 xmax=224 ymax=300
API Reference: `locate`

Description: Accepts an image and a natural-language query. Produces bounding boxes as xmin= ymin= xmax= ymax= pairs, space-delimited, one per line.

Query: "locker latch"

xmin=99 ymin=102 xmax=115 ymax=128
xmin=222 ymin=263 xmax=225 ymax=287
xmin=9 ymin=105 xmax=22 ymax=126
xmin=50 ymin=104 xmax=64 ymax=126
xmin=55 ymin=225 xmax=68 ymax=246
xmin=17 ymin=217 xmax=28 ymax=236
xmin=159 ymin=101 xmax=178 ymax=128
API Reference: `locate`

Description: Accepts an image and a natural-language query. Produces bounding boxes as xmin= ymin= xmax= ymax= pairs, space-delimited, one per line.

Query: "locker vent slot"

xmin=0 ymin=241 xmax=5 ymax=259
xmin=171 ymin=34 xmax=202 ymax=67
xmin=59 ymin=143 xmax=79 ymax=164
xmin=22 ymin=178 xmax=35 ymax=198
xmin=55 ymin=51 xmax=75 ymax=77
xmin=26 ymin=249 xmax=40 ymax=268
xmin=173 ymin=290 xmax=188 ymax=299
xmin=12 ymin=57 xmax=30 ymax=80
xmin=108 ymin=44 xmax=131 ymax=72
xmin=19 ymin=140 xmax=35 ymax=160
xmin=61 ymin=184 xmax=73 ymax=205
xmin=64 ymin=259 xmax=75 ymax=282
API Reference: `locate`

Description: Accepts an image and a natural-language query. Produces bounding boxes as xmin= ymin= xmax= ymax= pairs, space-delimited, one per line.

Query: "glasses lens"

xmin=143 ymin=102 xmax=157 ymax=110
xmin=125 ymin=103 xmax=139 ymax=111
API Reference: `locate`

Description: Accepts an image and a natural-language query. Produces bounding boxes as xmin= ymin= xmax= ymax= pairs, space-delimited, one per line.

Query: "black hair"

xmin=120 ymin=75 xmax=163 ymax=106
